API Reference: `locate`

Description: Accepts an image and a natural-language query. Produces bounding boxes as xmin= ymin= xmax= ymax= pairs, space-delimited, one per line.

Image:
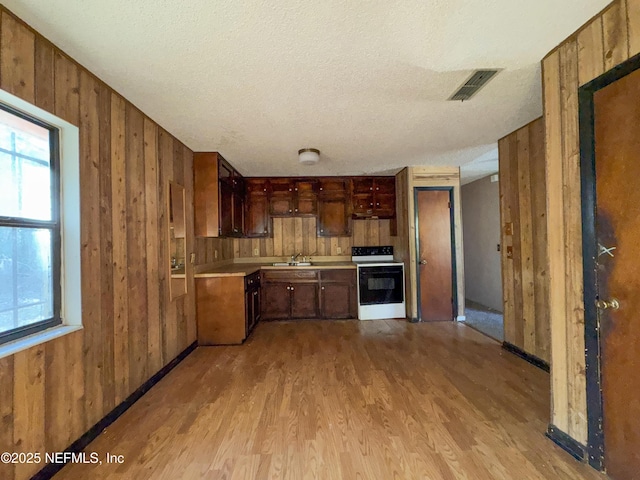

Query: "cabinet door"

xmin=317 ymin=195 xmax=350 ymax=236
xmin=270 ymin=196 xmax=294 ymax=216
xmin=352 ymin=193 xmax=374 ymax=217
xmin=290 ymin=283 xmax=318 ymax=319
xmin=320 ymin=283 xmax=351 ymax=319
xmin=232 ymin=190 xmax=244 ymax=236
xmin=352 ymin=177 xmax=374 ymax=194
xmin=374 ymin=193 xmax=395 ymax=218
xmin=244 ymin=289 xmax=253 ymax=334
xmin=219 ymin=181 xmax=234 ymax=236
xmin=318 ymin=178 xmax=347 ymax=194
xmin=245 ymin=193 xmax=270 ymax=237
xmin=261 ymin=283 xmax=291 ymax=319
xmin=295 ymin=195 xmax=317 ymax=216
xmin=252 ymin=286 xmax=261 ymax=326
xmin=374 ymin=177 xmax=395 ymax=195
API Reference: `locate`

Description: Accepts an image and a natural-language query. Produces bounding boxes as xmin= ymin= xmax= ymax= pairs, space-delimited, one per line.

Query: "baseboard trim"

xmin=502 ymin=341 xmax=550 ymax=372
xmin=32 ymin=341 xmax=197 ymax=480
xmin=546 ymin=424 xmax=586 ymax=462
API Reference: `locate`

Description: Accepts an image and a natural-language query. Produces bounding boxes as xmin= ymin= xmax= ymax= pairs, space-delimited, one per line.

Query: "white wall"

xmin=461 ymin=175 xmax=502 ymax=312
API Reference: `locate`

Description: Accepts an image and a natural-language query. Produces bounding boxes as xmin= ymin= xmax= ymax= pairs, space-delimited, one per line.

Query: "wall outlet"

xmin=336 ymin=246 xmax=342 ymax=254
xmin=254 ymin=248 xmax=259 ymax=256
xmin=214 ymin=249 xmax=218 ymax=259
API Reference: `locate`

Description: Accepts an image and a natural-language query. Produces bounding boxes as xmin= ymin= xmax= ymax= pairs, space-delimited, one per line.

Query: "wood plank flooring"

xmin=55 ymin=321 xmax=606 ymax=479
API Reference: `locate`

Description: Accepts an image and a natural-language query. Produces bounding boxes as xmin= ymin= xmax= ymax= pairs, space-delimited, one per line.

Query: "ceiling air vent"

xmin=448 ymin=69 xmax=500 ymax=102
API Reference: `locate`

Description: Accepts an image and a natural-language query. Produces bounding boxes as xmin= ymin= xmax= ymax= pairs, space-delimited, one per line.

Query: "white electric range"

xmin=352 ymin=246 xmax=406 ymax=320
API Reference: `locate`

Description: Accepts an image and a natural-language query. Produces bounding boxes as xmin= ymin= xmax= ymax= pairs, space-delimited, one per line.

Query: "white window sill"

xmin=0 ymin=325 xmax=83 ymax=360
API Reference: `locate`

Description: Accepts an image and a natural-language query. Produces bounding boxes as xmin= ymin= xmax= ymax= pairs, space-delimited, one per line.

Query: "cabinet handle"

xmin=289 ymin=188 xmax=292 ymax=191
xmin=295 ymin=188 xmax=298 ymax=191
xmin=370 ymin=203 xmax=373 ymax=206
xmin=291 ymin=287 xmax=294 ymax=291
xmin=376 ymin=187 xmax=379 ymax=190
xmin=376 ymin=203 xmax=380 ymax=206
xmin=320 ymin=187 xmax=323 ymax=191
xmin=320 ymin=229 xmax=324 ymax=233
xmin=263 ymin=188 xmax=267 ymax=192
xmin=254 ymin=291 xmax=257 ymax=296
xmin=289 ymin=209 xmax=292 ymax=213
xmin=321 ymin=286 xmax=325 ymax=290
xmin=370 ymin=187 xmax=373 ymax=190
xmin=295 ymin=208 xmax=298 ymax=212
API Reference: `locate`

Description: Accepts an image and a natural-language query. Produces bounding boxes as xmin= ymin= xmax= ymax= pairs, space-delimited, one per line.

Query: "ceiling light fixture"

xmin=298 ymin=148 xmax=320 ymax=165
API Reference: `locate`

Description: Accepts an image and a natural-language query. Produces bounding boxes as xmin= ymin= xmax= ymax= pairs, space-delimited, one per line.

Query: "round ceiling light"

xmin=298 ymin=148 xmax=320 ymax=165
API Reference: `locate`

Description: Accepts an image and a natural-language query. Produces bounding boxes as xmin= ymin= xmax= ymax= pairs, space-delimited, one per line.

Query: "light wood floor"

xmin=56 ymin=321 xmax=606 ymax=479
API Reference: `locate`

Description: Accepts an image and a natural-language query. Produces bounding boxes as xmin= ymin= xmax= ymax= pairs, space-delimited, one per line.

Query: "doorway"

xmin=580 ymin=54 xmax=640 ymax=477
xmin=414 ymin=187 xmax=456 ymax=321
xmin=460 ymin=174 xmax=504 ymax=341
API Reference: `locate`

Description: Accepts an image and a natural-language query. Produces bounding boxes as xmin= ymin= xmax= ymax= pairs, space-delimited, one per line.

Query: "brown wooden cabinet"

xmin=317 ymin=178 xmax=350 ymax=237
xmin=352 ymin=176 xmax=396 ymax=219
xmin=267 ymin=178 xmax=318 ymax=217
xmin=245 ymin=179 xmax=270 ymax=237
xmin=245 ymin=271 xmax=261 ymax=332
xmin=261 ymin=269 xmax=319 ymax=320
xmin=319 ymin=270 xmax=357 ymax=319
xmin=261 ymin=268 xmax=355 ymax=320
xmin=196 ymin=270 xmax=260 ymax=345
xmin=194 ymin=152 xmax=245 ymax=237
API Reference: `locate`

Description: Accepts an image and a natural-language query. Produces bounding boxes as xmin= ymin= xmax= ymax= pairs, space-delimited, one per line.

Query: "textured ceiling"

xmin=4 ymin=0 xmax=610 ymax=177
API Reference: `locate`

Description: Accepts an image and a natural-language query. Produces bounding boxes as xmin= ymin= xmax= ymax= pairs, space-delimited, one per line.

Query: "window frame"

xmin=0 ymin=103 xmax=62 ymax=345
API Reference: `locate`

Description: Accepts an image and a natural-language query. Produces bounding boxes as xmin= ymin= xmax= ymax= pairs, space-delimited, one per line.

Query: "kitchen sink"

xmin=272 ymin=262 xmax=313 ymax=267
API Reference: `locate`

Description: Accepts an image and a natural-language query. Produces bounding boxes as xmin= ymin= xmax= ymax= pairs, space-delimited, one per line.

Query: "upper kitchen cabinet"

xmin=351 ymin=176 xmax=396 ymax=219
xmin=317 ymin=178 xmax=351 ymax=237
xmin=194 ymin=152 xmax=245 ymax=237
xmin=268 ymin=178 xmax=318 ymax=217
xmin=245 ymin=178 xmax=270 ymax=237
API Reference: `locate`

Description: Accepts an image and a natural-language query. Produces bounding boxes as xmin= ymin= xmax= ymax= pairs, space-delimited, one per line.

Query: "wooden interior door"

xmin=593 ymin=66 xmax=640 ymax=479
xmin=416 ymin=189 xmax=454 ymax=321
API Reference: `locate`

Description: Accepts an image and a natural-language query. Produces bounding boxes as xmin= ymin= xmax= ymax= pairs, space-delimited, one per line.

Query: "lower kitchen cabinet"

xmin=319 ymin=270 xmax=357 ymax=319
xmin=196 ymin=271 xmax=260 ymax=345
xmin=261 ymin=269 xmax=356 ymax=320
xmin=291 ymin=283 xmax=319 ymax=318
xmin=262 ymin=282 xmax=291 ymax=320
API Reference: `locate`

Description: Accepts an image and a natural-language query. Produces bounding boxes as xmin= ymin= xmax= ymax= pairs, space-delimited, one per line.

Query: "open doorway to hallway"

xmin=461 ymin=172 xmax=504 ymax=341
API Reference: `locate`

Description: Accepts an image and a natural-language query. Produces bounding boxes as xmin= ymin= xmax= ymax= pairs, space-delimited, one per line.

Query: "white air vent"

xmin=448 ymin=69 xmax=500 ymax=102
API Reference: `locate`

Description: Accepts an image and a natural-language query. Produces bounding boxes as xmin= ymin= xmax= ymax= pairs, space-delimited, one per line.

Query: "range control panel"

xmin=351 ymin=246 xmax=394 ymax=257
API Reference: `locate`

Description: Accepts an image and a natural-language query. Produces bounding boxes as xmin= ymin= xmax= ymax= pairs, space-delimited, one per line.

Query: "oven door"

xmin=358 ymin=265 xmax=404 ymax=305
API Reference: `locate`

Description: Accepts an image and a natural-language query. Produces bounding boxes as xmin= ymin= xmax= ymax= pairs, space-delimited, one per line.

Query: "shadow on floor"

xmin=463 ymin=299 xmax=504 ymax=342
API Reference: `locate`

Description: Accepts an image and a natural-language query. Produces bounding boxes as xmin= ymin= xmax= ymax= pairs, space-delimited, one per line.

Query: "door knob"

xmin=420 ymin=260 xmax=427 ymax=265
xmin=596 ymin=298 xmax=620 ymax=310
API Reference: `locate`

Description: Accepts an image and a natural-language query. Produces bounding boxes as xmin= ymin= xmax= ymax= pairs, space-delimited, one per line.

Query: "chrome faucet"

xmin=290 ymin=252 xmax=303 ymax=263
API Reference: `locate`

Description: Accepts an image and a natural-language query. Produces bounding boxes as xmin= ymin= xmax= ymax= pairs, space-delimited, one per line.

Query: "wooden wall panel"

xmin=0 ymin=13 xmax=35 ymax=102
xmin=13 ymin=347 xmax=45 ymax=480
xmin=0 ymin=8 xmax=197 ymax=480
xmin=498 ymin=118 xmax=549 ymax=363
xmin=233 ymin=217 xmax=394 ymax=259
xmin=542 ymin=0 xmax=639 ymax=447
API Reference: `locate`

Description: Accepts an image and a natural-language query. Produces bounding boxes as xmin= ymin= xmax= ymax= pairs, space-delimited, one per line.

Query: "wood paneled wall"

xmin=543 ymin=0 xmax=640 ymax=446
xmin=0 ymin=9 xmax=199 ymax=480
xmin=234 ymin=217 xmax=394 ymax=259
xmin=498 ymin=118 xmax=550 ymax=363
xmin=394 ymin=167 xmax=464 ymax=320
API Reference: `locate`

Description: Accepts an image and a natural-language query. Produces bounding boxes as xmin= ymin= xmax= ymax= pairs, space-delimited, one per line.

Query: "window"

xmin=0 ymin=105 xmax=61 ymax=345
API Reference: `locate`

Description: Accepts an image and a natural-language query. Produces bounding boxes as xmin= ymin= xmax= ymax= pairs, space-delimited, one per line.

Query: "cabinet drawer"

xmin=320 ymin=270 xmax=355 ymax=283
xmin=262 ymin=270 xmax=318 ymax=281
